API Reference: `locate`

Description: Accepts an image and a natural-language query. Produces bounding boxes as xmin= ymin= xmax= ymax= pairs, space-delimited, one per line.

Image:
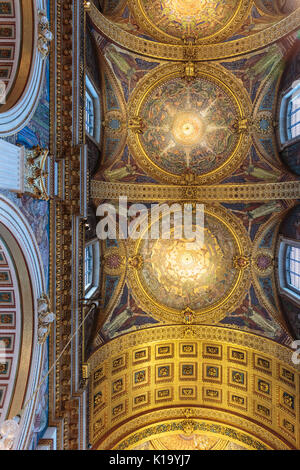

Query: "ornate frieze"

xmin=92 ymin=180 xmax=300 ymax=202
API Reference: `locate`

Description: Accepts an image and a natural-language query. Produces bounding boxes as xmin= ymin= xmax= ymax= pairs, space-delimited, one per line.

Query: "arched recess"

xmin=88 ymin=325 xmax=300 ymax=450
xmin=0 ymin=194 xmax=47 ymax=449
xmin=0 ymin=0 xmax=50 ymax=136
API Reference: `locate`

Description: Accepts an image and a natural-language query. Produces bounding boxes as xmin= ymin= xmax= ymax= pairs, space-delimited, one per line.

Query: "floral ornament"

xmin=104 ymin=253 xmax=123 ymax=270
xmin=128 ymin=255 xmax=144 ymax=270
xmin=181 ymin=419 xmax=195 ymax=436
xmin=233 ymin=255 xmax=250 ymax=270
xmin=253 ymin=252 xmax=273 ymax=275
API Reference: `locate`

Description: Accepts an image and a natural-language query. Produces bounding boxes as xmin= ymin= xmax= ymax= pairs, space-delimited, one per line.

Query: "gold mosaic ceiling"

xmin=128 ymin=0 xmax=251 ymax=44
xmin=86 ymin=0 xmax=300 ymax=453
xmin=100 ymin=0 xmax=299 ymax=50
xmin=127 ymin=205 xmax=251 ymax=323
xmin=127 ymin=62 xmax=252 ymax=185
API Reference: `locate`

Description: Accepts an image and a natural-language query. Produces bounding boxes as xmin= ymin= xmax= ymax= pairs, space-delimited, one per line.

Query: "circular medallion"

xmin=139 ymin=76 xmax=239 ymax=177
xmin=252 ymin=249 xmax=273 ymax=276
xmin=128 ymin=63 xmax=251 ymax=185
xmin=139 ymin=216 xmax=237 ymax=311
xmin=127 ymin=204 xmax=251 ymax=324
xmin=128 ymin=0 xmax=251 ymax=44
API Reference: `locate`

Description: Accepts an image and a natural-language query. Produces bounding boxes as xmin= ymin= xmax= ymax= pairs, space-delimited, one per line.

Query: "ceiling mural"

xmin=101 ymin=0 xmax=127 ymax=15
xmin=130 ymin=209 xmax=243 ymax=316
xmin=127 ymin=0 xmax=251 ymax=44
xmin=92 ymin=39 xmax=297 ymax=187
xmin=126 ymin=203 xmax=251 ymax=324
xmin=254 ymin=0 xmax=298 ymax=17
xmin=93 ymin=0 xmax=300 ymax=51
xmin=80 ymin=0 xmax=300 ymax=453
xmin=3 ymin=0 xmax=300 ymax=453
xmin=138 ymin=76 xmax=239 ymax=178
xmin=90 ymin=2 xmax=300 ymax=63
xmin=127 ymin=62 xmax=252 ymax=185
xmin=90 ymin=197 xmax=295 ymax=347
xmin=89 ymin=16 xmax=298 ymax=348
xmin=100 ymin=55 xmax=128 ymax=169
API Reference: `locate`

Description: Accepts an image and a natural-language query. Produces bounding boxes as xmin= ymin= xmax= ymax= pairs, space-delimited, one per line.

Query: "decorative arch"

xmin=0 ymin=194 xmax=47 ymax=449
xmin=0 ymin=0 xmax=51 ymax=136
xmin=88 ymin=325 xmax=300 ymax=450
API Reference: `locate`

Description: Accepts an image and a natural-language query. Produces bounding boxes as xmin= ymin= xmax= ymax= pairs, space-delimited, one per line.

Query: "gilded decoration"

xmin=127 ymin=62 xmax=252 ymax=185
xmin=102 ymin=246 xmax=126 ymax=276
xmin=128 ymin=0 xmax=252 ymax=45
xmin=43 ymin=0 xmax=300 ymax=451
xmin=100 ymin=54 xmax=128 ymax=168
xmin=88 ymin=326 xmax=300 ymax=450
xmin=250 ymin=56 xmax=283 ymax=168
xmin=24 ymin=146 xmax=50 ymax=201
xmin=116 ymin=421 xmax=267 ymax=450
xmin=126 ymin=203 xmax=251 ymax=324
xmin=250 ymin=211 xmax=289 ymax=332
xmin=91 ymin=180 xmax=300 ymax=202
xmin=100 ymin=240 xmax=127 ymax=320
xmin=252 ymin=249 xmax=274 ymax=276
xmin=89 ymin=3 xmax=300 ymax=61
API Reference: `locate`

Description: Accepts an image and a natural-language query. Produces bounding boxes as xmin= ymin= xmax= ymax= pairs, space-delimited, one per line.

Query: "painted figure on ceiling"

xmin=254 ymin=0 xmax=297 ymax=16
xmin=102 ymin=287 xmax=157 ymax=339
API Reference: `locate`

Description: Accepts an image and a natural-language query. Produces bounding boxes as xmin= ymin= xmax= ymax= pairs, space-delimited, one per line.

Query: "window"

xmin=85 ymin=90 xmax=94 ymax=137
xmin=85 ymin=245 xmax=93 ymax=290
xmin=286 ymin=246 xmax=300 ymax=293
xmin=287 ymin=86 xmax=300 ymax=140
xmin=85 ymin=75 xmax=101 ymax=142
xmin=280 ymin=81 xmax=300 ymax=144
xmin=278 ymin=238 xmax=300 ymax=304
xmin=84 ymin=240 xmax=100 ymax=298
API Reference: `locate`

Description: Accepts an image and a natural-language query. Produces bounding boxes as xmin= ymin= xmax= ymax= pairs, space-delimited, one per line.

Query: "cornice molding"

xmin=92 ymin=180 xmax=300 ymax=202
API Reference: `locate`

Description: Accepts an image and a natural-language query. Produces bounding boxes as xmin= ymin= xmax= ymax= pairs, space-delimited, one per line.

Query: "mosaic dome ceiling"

xmin=127 ymin=205 xmax=251 ymax=323
xmin=138 ymin=76 xmax=239 ymax=177
xmin=128 ymin=0 xmax=251 ymax=43
xmin=139 ymin=215 xmax=238 ymax=312
xmin=128 ymin=62 xmax=251 ymax=184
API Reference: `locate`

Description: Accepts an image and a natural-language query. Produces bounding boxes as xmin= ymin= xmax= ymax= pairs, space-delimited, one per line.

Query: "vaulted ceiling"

xmin=84 ymin=0 xmax=300 ymax=450
xmin=86 ymin=0 xmax=300 ymax=349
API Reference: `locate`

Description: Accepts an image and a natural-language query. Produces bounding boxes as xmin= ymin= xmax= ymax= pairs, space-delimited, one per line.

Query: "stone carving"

xmin=37 ymin=294 xmax=56 ymax=344
xmin=38 ymin=12 xmax=53 ymax=58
